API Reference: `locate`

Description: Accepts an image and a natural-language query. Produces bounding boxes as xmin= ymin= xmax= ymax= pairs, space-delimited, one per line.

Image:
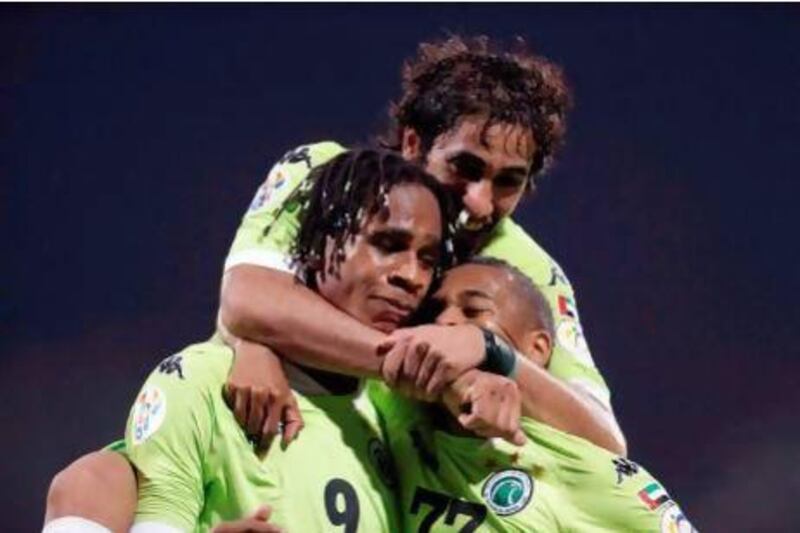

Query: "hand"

xmin=225 ymin=339 xmax=304 ymax=449
xmin=378 ymin=324 xmax=485 ymax=396
xmin=213 ymin=505 xmax=284 ymax=533
xmin=442 ymin=369 xmax=526 ymax=446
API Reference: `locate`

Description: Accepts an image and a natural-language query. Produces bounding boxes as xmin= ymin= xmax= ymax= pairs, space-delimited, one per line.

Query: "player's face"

xmin=429 ymin=263 xmax=529 ymax=352
xmin=403 ymin=116 xmax=535 ymax=238
xmin=317 ymin=183 xmax=443 ymax=334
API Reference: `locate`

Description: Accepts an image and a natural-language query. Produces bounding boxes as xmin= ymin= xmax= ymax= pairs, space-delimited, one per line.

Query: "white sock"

xmin=43 ymin=516 xmax=112 ymax=533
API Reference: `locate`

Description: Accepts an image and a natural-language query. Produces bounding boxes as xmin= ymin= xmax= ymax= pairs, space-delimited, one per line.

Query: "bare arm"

xmin=220 ymin=265 xmax=386 ymax=378
xmin=514 ymin=357 xmax=627 ymax=455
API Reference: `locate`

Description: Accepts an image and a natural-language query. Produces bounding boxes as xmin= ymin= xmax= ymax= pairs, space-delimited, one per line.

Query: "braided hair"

xmin=385 ymin=35 xmax=572 ymax=186
xmin=274 ymin=148 xmax=457 ymax=288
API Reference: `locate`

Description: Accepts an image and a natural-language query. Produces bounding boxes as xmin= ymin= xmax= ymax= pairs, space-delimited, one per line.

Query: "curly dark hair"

xmin=274 ymin=148 xmax=457 ymax=287
xmin=385 ymin=35 xmax=572 ymax=185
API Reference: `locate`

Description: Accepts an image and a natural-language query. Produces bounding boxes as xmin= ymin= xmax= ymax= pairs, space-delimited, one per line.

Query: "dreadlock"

xmin=384 ymin=35 xmax=572 ymax=187
xmin=280 ymin=148 xmax=456 ymax=287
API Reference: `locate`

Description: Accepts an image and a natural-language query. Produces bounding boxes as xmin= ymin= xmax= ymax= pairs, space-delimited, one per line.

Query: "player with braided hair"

xmin=45 ymin=35 xmax=626 ymax=532
xmin=47 ymin=149 xmax=453 ymax=533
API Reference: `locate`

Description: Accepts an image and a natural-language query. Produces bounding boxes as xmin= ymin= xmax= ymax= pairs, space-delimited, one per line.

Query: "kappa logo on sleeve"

xmin=157 ymin=354 xmax=185 ymax=379
xmin=131 ymin=385 xmax=167 ymax=445
xmin=612 ymin=457 xmax=640 ymax=484
xmin=278 ymin=145 xmax=313 ymax=168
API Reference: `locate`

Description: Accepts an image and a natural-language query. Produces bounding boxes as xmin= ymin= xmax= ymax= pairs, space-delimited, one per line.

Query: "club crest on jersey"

xmin=660 ymin=502 xmax=696 ymax=533
xmin=131 ymin=385 xmax=167 ymax=445
xmin=482 ymin=469 xmax=533 ymax=516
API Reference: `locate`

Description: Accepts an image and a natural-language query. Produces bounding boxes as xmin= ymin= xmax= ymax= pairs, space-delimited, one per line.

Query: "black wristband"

xmin=478 ymin=328 xmax=518 ymax=377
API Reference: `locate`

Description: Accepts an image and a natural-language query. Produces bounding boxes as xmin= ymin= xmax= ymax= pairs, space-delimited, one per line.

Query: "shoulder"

xmin=127 ymin=342 xmax=233 ymax=444
xmin=480 ymin=217 xmax=570 ymax=288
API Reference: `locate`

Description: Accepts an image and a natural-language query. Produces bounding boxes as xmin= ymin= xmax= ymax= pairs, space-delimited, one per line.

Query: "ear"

xmin=401 ymin=127 xmax=422 ymax=161
xmin=522 ymin=329 xmax=552 ymax=368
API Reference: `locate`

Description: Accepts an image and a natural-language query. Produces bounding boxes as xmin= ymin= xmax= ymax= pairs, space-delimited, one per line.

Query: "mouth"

xmin=457 ymin=209 xmax=491 ymax=232
xmin=370 ymin=296 xmax=415 ymax=328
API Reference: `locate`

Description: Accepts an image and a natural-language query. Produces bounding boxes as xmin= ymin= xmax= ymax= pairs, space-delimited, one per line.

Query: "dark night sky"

xmin=2 ymin=4 xmax=799 ymax=531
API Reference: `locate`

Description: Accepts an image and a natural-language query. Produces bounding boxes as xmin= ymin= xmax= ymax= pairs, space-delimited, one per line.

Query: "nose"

xmin=462 ymin=180 xmax=493 ymax=222
xmin=435 ymin=304 xmax=465 ymax=326
xmin=388 ymin=253 xmax=427 ymax=296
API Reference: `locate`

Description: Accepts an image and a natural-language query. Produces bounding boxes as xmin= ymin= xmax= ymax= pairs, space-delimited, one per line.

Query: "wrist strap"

xmin=478 ymin=328 xmax=518 ymax=378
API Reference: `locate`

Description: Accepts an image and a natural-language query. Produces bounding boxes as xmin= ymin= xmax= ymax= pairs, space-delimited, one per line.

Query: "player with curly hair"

xmin=44 ymin=35 xmax=626 ymax=532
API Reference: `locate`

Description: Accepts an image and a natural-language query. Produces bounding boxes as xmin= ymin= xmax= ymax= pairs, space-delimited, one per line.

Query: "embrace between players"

xmin=44 ymin=36 xmax=695 ymax=532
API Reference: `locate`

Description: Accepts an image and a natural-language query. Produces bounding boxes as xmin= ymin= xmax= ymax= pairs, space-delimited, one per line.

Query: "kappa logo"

xmin=278 ymin=145 xmax=313 ymax=168
xmin=660 ymin=502 xmax=696 ymax=533
xmin=157 ymin=354 xmax=185 ymax=379
xmin=131 ymin=385 xmax=167 ymax=445
xmin=482 ymin=469 xmax=534 ymax=516
xmin=612 ymin=457 xmax=640 ymax=484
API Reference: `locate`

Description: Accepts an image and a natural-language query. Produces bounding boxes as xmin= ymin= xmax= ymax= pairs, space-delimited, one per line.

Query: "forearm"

xmin=515 ymin=358 xmax=627 ymax=455
xmin=220 ymin=265 xmax=386 ymax=378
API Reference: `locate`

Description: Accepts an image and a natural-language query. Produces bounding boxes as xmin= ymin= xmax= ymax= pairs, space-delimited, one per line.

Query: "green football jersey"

xmin=223 ymin=141 xmax=610 ymax=408
xmin=369 ymin=382 xmax=694 ymax=532
xmin=125 ymin=342 xmax=399 ymax=532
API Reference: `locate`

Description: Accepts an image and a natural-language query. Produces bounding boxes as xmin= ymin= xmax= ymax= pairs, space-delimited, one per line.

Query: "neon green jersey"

xmin=223 ymin=142 xmax=610 ymax=407
xmin=369 ymin=382 xmax=694 ymax=533
xmin=125 ymin=342 xmax=399 ymax=532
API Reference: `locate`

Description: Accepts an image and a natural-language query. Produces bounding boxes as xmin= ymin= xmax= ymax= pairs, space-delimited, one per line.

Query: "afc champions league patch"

xmin=556 ymin=319 xmax=593 ymax=365
xmin=554 ymin=294 xmax=594 ymax=366
xmin=248 ymin=166 xmax=289 ymax=212
xmin=131 ymin=385 xmax=167 ymax=445
xmin=660 ymin=502 xmax=696 ymax=533
xmin=482 ymin=469 xmax=534 ymax=516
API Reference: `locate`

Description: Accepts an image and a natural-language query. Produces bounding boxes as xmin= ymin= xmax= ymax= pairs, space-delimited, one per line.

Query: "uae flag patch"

xmin=638 ymin=482 xmax=671 ymax=511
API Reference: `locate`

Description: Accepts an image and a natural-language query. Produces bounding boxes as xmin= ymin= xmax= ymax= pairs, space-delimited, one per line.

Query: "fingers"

xmin=233 ymin=387 xmax=250 ymax=431
xmin=253 ymin=505 xmax=272 ymax=521
xmin=247 ymin=390 xmax=266 ymax=437
xmin=403 ymin=341 xmax=428 ymax=384
xmin=511 ymin=429 xmax=527 ymax=446
xmin=425 ymin=358 xmax=452 ymax=397
xmin=415 ymin=344 xmax=438 ymax=390
xmin=380 ymin=337 xmax=409 ymax=386
xmin=281 ymin=398 xmax=304 ymax=446
xmin=260 ymin=394 xmax=281 ymax=450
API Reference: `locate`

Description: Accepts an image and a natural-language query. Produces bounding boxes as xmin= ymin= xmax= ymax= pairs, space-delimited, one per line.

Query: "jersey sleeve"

xmin=224 ymin=141 xmax=347 ymax=274
xmin=520 ymin=418 xmax=696 ymax=531
xmin=480 ymin=218 xmax=612 ymax=408
xmin=125 ymin=347 xmax=226 ymax=532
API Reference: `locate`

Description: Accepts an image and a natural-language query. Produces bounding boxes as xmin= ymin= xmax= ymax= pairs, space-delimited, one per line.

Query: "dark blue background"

xmin=3 ymin=4 xmax=799 ymax=530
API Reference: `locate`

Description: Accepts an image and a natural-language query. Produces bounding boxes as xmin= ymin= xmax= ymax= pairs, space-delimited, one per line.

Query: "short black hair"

xmin=384 ymin=35 xmax=572 ymax=186
xmin=277 ymin=148 xmax=457 ymax=287
xmin=468 ymin=255 xmax=554 ymax=337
